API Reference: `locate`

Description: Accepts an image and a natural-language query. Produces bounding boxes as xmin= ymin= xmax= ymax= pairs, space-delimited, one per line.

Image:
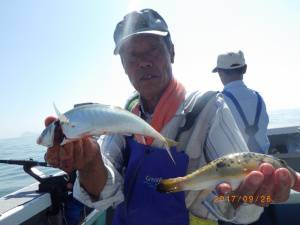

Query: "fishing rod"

xmin=0 ymin=159 xmax=49 ymax=167
xmin=0 ymin=159 xmax=53 ymax=182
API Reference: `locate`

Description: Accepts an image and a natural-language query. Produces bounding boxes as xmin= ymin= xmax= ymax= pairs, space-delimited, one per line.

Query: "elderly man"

xmin=44 ymin=9 xmax=300 ymax=225
xmin=212 ymin=51 xmax=269 ymax=154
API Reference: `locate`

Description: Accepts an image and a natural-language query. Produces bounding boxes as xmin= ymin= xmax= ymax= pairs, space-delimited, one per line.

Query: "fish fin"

xmin=164 ymin=137 xmax=178 ymax=164
xmin=165 ymin=137 xmax=179 ymax=147
xmin=60 ymin=137 xmax=80 ymax=145
xmin=53 ymin=103 xmax=69 ymax=124
xmin=60 ymin=138 xmax=70 ymax=146
xmin=166 ymin=147 xmax=176 ymax=165
xmin=157 ymin=177 xmax=185 ymax=193
xmin=196 ymin=188 xmax=212 ymax=199
xmin=111 ymin=105 xmax=125 ymax=111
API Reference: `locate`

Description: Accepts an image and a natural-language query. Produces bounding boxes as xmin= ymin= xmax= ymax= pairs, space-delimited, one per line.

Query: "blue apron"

xmin=112 ymin=137 xmax=189 ymax=225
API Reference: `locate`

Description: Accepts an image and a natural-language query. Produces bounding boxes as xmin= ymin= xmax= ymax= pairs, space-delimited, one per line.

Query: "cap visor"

xmin=212 ymin=67 xmax=218 ymax=73
xmin=114 ymin=30 xmax=169 ymax=55
xmin=134 ymin=30 xmax=168 ymax=36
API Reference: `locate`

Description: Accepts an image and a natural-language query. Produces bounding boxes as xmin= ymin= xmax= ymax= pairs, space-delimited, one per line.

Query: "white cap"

xmin=212 ymin=50 xmax=246 ymax=73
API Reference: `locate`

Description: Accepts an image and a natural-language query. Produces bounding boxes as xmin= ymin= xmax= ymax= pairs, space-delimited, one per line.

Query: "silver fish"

xmin=37 ymin=103 xmax=177 ymax=162
xmin=157 ymin=152 xmax=298 ymax=193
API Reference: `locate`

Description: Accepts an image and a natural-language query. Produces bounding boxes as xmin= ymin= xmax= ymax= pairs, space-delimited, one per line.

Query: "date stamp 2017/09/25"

xmin=214 ymin=195 xmax=272 ymax=204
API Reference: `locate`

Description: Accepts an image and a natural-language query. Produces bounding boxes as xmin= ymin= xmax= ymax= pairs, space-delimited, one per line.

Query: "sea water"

xmin=0 ymin=135 xmax=60 ymax=197
xmin=1 ymin=108 xmax=300 ymax=197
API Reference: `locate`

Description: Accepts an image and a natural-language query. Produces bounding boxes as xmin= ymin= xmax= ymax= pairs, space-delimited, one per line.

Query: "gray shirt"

xmin=73 ymin=91 xmax=263 ymax=224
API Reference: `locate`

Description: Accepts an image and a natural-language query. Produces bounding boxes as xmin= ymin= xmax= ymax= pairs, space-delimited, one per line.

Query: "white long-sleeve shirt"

xmin=223 ymin=80 xmax=270 ymax=153
xmin=73 ymin=91 xmax=263 ymax=224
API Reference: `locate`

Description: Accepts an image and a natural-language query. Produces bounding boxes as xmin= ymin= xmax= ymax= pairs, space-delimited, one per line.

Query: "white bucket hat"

xmin=212 ymin=50 xmax=246 ymax=73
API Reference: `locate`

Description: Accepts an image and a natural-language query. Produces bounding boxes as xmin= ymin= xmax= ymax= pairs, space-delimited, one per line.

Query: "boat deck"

xmin=0 ymin=182 xmax=52 ymax=225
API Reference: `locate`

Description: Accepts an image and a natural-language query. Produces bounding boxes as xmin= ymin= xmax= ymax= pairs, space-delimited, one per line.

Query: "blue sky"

xmin=1 ymin=0 xmax=300 ymax=138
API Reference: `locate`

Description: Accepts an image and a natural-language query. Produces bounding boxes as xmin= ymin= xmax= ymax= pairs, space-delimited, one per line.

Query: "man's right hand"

xmin=43 ymin=116 xmax=108 ymax=199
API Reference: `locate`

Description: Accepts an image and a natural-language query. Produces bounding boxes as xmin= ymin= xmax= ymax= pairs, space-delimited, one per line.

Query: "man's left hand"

xmin=217 ymin=163 xmax=300 ymax=207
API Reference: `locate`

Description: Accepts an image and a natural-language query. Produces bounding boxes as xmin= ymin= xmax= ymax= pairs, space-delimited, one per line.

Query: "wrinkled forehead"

xmin=119 ymin=34 xmax=164 ymax=54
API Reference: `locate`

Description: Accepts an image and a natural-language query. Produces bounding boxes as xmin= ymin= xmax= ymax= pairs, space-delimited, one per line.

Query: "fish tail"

xmin=164 ymin=137 xmax=178 ymax=164
xmin=157 ymin=177 xmax=184 ymax=193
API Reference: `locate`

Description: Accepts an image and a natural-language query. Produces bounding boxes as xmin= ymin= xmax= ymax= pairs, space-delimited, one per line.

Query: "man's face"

xmin=119 ymin=35 xmax=174 ymax=100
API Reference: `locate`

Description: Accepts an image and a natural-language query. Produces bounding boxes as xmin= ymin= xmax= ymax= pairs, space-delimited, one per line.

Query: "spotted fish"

xmin=157 ymin=152 xmax=298 ymax=193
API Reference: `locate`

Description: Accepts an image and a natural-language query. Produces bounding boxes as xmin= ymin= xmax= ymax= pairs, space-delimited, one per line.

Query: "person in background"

xmin=212 ymin=51 xmax=270 ymax=154
xmin=213 ymin=52 xmax=272 ymax=225
xmin=44 ymin=9 xmax=300 ymax=225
